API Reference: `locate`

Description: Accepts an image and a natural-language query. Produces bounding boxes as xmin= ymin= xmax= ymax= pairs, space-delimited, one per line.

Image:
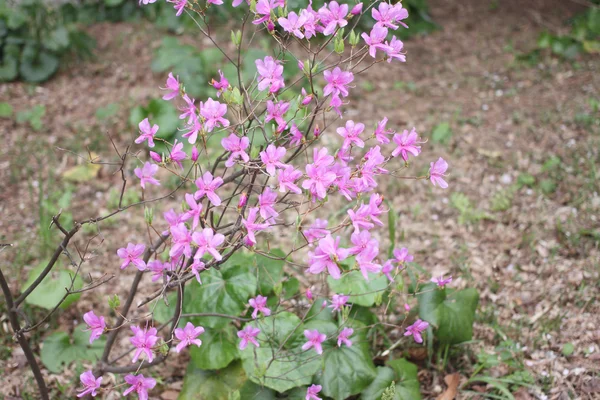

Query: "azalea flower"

xmin=256 ymin=56 xmax=285 ymax=93
xmin=192 ymin=228 xmax=225 ymax=261
xmin=77 ymin=370 xmax=102 ymax=398
xmin=429 ymin=157 xmax=449 ymax=188
xmin=161 ymin=72 xmax=179 ymax=100
xmin=372 ymin=2 xmax=408 ymax=30
xmin=194 ymin=171 xmax=224 ymax=206
xmin=392 ymin=128 xmax=422 ymax=161
xmin=302 ymin=329 xmax=326 ymax=354
xmin=323 ymin=67 xmax=354 ymax=98
xmin=135 ymin=118 xmax=159 ymax=148
xmin=174 ymin=322 xmax=204 ymax=353
xmin=242 ymin=207 xmax=270 ymax=246
xmin=134 ymin=162 xmax=160 ymax=189
xmin=190 ymin=259 xmax=205 ymax=284
xmin=329 ymin=294 xmax=349 ymax=312
xmin=337 ymin=327 xmax=353 ymax=347
xmin=123 ymin=374 xmax=156 ymax=400
xmin=277 ymin=165 xmax=303 ymax=194
xmin=260 ymin=144 xmax=287 ymax=176
xmin=307 ymin=235 xmax=348 ymax=279
xmin=221 ymin=133 xmax=250 ymax=168
xmin=249 ymin=295 xmax=271 ymax=319
xmin=265 ymin=100 xmax=290 ymax=130
xmin=374 ymin=117 xmax=393 ymax=144
xmin=279 ymin=11 xmax=307 ymax=38
xmin=384 ymin=36 xmax=406 ymax=62
xmin=200 ymin=98 xmax=229 ymax=132
xmin=238 ymin=325 xmax=260 ymax=349
xmin=130 ymin=326 xmax=159 ymax=363
xmin=431 ymin=275 xmax=452 ymax=288
xmin=361 ymin=25 xmax=390 ymax=58
xmin=392 ymin=247 xmax=413 ymax=266
xmin=303 ymin=219 xmax=329 ymax=245
xmin=337 ymin=120 xmax=365 ymax=149
xmin=258 ymin=187 xmax=279 ymax=221
xmin=169 ymin=223 xmax=193 ymax=259
xmin=211 ymin=70 xmax=230 ymax=97
xmin=302 ymin=164 xmax=337 ymax=200
xmin=117 ymin=243 xmax=146 ymax=270
xmin=318 ymin=1 xmax=348 ymax=36
xmin=83 ymin=311 xmax=106 ymax=344
xmin=356 ymin=246 xmax=382 ymax=280
xmin=404 ymin=319 xmax=429 ymax=344
xmin=181 ymin=193 xmax=203 ymax=230
xmin=306 ymin=384 xmax=322 ymax=400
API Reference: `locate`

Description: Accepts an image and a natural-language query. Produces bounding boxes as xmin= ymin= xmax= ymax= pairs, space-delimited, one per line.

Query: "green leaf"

xmin=180 ymin=361 xmax=247 ymax=400
xmin=240 ymin=312 xmax=320 ymax=392
xmin=19 ymin=46 xmax=60 ymax=83
xmin=190 ymin=325 xmax=239 ymax=370
xmin=431 ymin=122 xmax=452 ymax=145
xmin=40 ymin=329 xmax=105 ymax=373
xmin=252 ymin=249 xmax=286 ymax=294
xmin=0 ymin=53 xmax=18 ymax=82
xmin=239 ymin=380 xmax=277 ymax=399
xmin=386 ymin=200 xmax=397 ymax=255
xmin=104 ymin=0 xmax=125 ymax=7
xmin=417 ymin=284 xmax=479 ymax=344
xmin=316 ymin=322 xmax=376 ymax=399
xmin=95 ymin=103 xmax=119 ymax=122
xmin=562 ymin=342 xmax=575 ymax=356
xmin=361 ymin=366 xmax=397 ymax=400
xmin=185 ymin=263 xmax=257 ymax=329
xmin=43 ymin=27 xmax=70 ymax=52
xmin=388 ymin=359 xmax=422 ymax=400
xmin=327 ymin=271 xmax=388 ymax=307
xmin=0 ymin=102 xmax=13 ymax=118
xmin=281 ymin=277 xmax=299 ymax=299
xmin=23 ymin=262 xmax=83 ymax=310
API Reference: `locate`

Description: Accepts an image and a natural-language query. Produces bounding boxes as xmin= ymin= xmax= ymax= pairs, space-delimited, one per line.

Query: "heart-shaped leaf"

xmin=40 ymin=329 xmax=105 ymax=373
xmin=23 ymin=262 xmax=83 ymax=310
xmin=361 ymin=359 xmax=421 ymax=400
xmin=180 ymin=361 xmax=247 ymax=400
xmin=327 ymin=271 xmax=388 ymax=307
xmin=190 ymin=325 xmax=239 ymax=370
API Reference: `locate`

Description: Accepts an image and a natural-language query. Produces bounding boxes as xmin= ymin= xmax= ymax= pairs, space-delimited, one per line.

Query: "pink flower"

xmin=318 ymin=1 xmax=348 ymax=36
xmin=117 ymin=243 xmax=146 ymax=270
xmin=169 ymin=0 xmax=187 ymax=16
xmin=134 ymin=162 xmax=160 ymax=189
xmin=147 ymin=260 xmax=168 ymax=282
xmin=190 ymin=259 xmax=205 ymax=284
xmin=302 ymin=164 xmax=337 ymax=200
xmin=194 ymin=171 xmax=224 ymax=206
xmin=179 ymin=94 xmax=197 ymax=124
xmin=337 ymin=327 xmax=353 ymax=347
xmin=306 ymin=384 xmax=322 ymax=400
xmin=312 ymin=147 xmax=334 ymax=168
xmin=221 ymin=133 xmax=250 ymax=168
xmin=300 ymin=8 xmax=319 ymax=39
xmin=347 ymin=231 xmax=378 ymax=256
xmin=307 ymin=235 xmax=348 ymax=279
xmin=83 ymin=311 xmax=106 ymax=344
xmin=211 ymin=70 xmax=230 ymax=97
xmin=238 ymin=325 xmax=261 ymax=349
xmin=392 ymin=128 xmax=422 ymax=161
xmin=431 ymin=275 xmax=452 ymax=288
xmin=265 ymin=100 xmax=290 ymax=130
xmin=169 ymin=140 xmax=186 ymax=169
xmin=260 ymin=144 xmax=287 ymax=176
xmin=330 ymin=93 xmax=343 ymax=116
xmin=258 ymin=187 xmax=279 ymax=221
xmin=347 ymin=205 xmax=374 ymax=233
xmin=361 ymin=25 xmax=390 ymax=58
xmin=290 ymin=123 xmax=303 ymax=146
xmin=200 ymin=98 xmax=229 ymax=132
xmin=253 ymin=0 xmax=281 ymax=24
xmin=174 ymin=322 xmax=205 ymax=353
xmin=135 ymin=118 xmax=159 ymax=148
xmin=170 ymin=223 xmax=193 ymax=259
xmin=161 ymin=72 xmax=179 ymax=100
xmin=429 ymin=157 xmax=449 ymax=188
xmin=384 ymin=36 xmax=406 ymax=62
xmin=123 ymin=374 xmax=156 ymax=400
xmin=356 ymin=246 xmax=382 ymax=280
xmin=192 ymin=228 xmax=225 ymax=261
xmin=306 ymin=288 xmax=313 ymax=301
xmin=256 ymin=56 xmax=285 ymax=93
xmin=279 ymin=11 xmax=307 ymax=38
xmin=329 ymin=294 xmax=349 ymax=312
xmin=337 ymin=120 xmax=365 ymax=149
xmin=77 ymin=370 xmax=102 ymax=398
xmin=149 ymin=151 xmax=161 ymax=163
xmin=404 ymin=319 xmax=429 ymax=344
xmin=303 ymin=219 xmax=329 ymax=244
xmin=191 ymin=146 xmax=199 ymax=162
xmin=381 ymin=260 xmax=395 ymax=281
xmin=374 ymin=117 xmax=393 ymax=144
xmin=392 ymin=247 xmax=413 ymax=266
xmin=242 ymin=207 xmax=270 ymax=246
xmin=372 ymin=2 xmax=408 ymax=30
xmin=302 ymin=329 xmax=326 ymax=354
xmin=182 ymin=117 xmax=202 ymax=144
xmin=249 ymin=295 xmax=271 ymax=319
xmin=323 ymin=67 xmax=354 ymax=98
xmin=404 ymin=303 xmax=411 ymax=312
xmin=351 ymin=3 xmax=363 ymax=15
xmin=277 ymin=165 xmax=303 ymax=194
xmin=208 ymin=0 xmax=223 ymax=5
xmin=301 ymin=88 xmax=313 ymax=106
xmin=130 ymin=326 xmax=159 ymax=363
xmin=181 ymin=193 xmax=203 ymax=230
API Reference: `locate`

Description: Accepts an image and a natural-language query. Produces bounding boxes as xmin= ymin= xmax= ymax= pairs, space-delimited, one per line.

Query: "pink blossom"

xmin=323 ymin=67 xmax=354 ymax=98
xmin=77 ymin=370 xmax=102 ymax=398
xmin=265 ymin=100 xmax=290 ymax=130
xmin=201 ymin=98 xmax=229 ymax=132
xmin=182 ymin=193 xmax=203 ymax=230
xmin=300 ymin=8 xmax=319 ymax=39
xmin=392 ymin=128 xmax=422 ymax=161
xmin=302 ymin=162 xmax=336 ymax=200
xmin=384 ymin=36 xmax=406 ymax=62
xmin=329 ymin=294 xmax=349 ymax=311
xmin=249 ymin=295 xmax=271 ymax=319
xmin=149 ymin=151 xmax=161 ymax=163
xmin=130 ymin=326 xmax=159 ymax=363
xmin=306 ymin=288 xmax=313 ymax=301
xmin=211 ymin=70 xmax=230 ymax=97
xmin=330 ymin=93 xmax=343 ymax=116
xmin=207 ymin=0 xmax=223 ymax=5
xmin=429 ymin=157 xmax=449 ymax=188
xmin=237 ymin=192 xmax=248 ymax=209
xmin=312 ymin=147 xmax=334 ymax=168
xmin=404 ymin=303 xmax=411 ymax=312
xmin=169 ymin=0 xmax=187 ymax=16
xmin=347 ymin=205 xmax=375 ymax=233
xmin=301 ymin=88 xmax=313 ymax=106
xmin=147 ymin=260 xmax=167 ymax=282
xmin=337 ymin=120 xmax=365 ymax=149
xmin=242 ymin=207 xmax=270 ymax=246
xmin=303 ymin=219 xmax=329 ymax=244
xmin=337 ymin=327 xmax=353 ymax=347
xmin=221 ymin=133 xmax=250 ymax=168
xmin=404 ymin=319 xmax=429 ymax=344
xmin=190 ymin=259 xmax=205 ymax=284
xmin=381 ymin=260 xmax=395 ymax=281
xmin=170 ymin=223 xmax=193 ymax=258
xmin=279 ymin=11 xmax=307 ymax=38
xmin=258 ymin=187 xmax=279 ymax=221
xmin=347 ymin=231 xmax=378 ymax=256
xmin=194 ymin=171 xmax=224 ymax=206
xmin=260 ymin=144 xmax=287 ymax=176
xmin=169 ymin=140 xmax=186 ymax=169
xmin=253 ymin=0 xmax=281 ymax=24
xmin=318 ymin=1 xmax=348 ymax=36
xmin=174 ymin=322 xmax=205 ymax=353
xmin=256 ymin=56 xmax=285 ymax=93
xmin=117 ymin=243 xmax=146 ymax=270
xmin=277 ymin=165 xmax=303 ymax=194
xmin=192 ymin=228 xmax=225 ymax=261
xmin=182 ymin=117 xmax=202 ymax=144
xmin=307 ymin=235 xmax=348 ymax=279
xmin=306 ymin=384 xmax=322 ymax=400
xmin=83 ymin=311 xmax=106 ymax=344
xmin=431 ymin=275 xmax=452 ymax=288
xmin=351 ymin=2 xmax=363 ymax=15
xmin=134 ymin=162 xmax=160 ymax=189
xmin=191 ymin=146 xmax=199 ymax=162
xmin=372 ymin=2 xmax=408 ymax=30
xmin=302 ymin=329 xmax=326 ymax=354
xmin=290 ymin=123 xmax=303 ymax=146
xmin=356 ymin=246 xmax=382 ymax=280
xmin=392 ymin=247 xmax=413 ymax=266
xmin=238 ymin=325 xmax=260 ymax=349
xmin=179 ymin=94 xmax=197 ymax=124
xmin=162 ymin=208 xmax=185 ymax=236
xmin=161 ymin=72 xmax=179 ymax=100
xmin=374 ymin=117 xmax=393 ymax=144
xmin=123 ymin=374 xmax=156 ymax=400
xmin=361 ymin=25 xmax=391 ymax=58
xmin=135 ymin=118 xmax=159 ymax=148
xmin=139 ymin=0 xmax=156 ymax=5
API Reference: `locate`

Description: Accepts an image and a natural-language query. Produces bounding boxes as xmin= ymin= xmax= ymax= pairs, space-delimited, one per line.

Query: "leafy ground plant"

xmin=0 ymin=1 xmax=478 ymax=399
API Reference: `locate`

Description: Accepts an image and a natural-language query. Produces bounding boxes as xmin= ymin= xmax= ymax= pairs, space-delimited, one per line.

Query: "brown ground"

xmin=1 ymin=0 xmax=599 ymax=398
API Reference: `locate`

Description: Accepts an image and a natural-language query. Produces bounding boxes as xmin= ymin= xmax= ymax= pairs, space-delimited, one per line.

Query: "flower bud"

xmin=306 ymin=288 xmax=313 ymax=301
xmin=314 ymin=125 xmax=321 ymax=138
xmin=404 ymin=303 xmax=411 ymax=312
xmin=267 ymin=20 xmax=275 ymax=32
xmin=351 ymin=2 xmax=363 ymax=15
xmin=238 ymin=192 xmax=248 ymax=209
xmin=321 ymin=300 xmax=327 ymax=309
xmin=191 ymin=146 xmax=199 ymax=162
xmin=150 ymin=151 xmax=161 ymax=163
xmin=301 ymin=88 xmax=312 ymax=106
xmin=298 ymin=60 xmax=304 ymax=71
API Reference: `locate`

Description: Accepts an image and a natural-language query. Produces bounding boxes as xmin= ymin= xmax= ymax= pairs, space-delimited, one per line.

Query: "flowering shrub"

xmin=0 ymin=1 xmax=480 ymax=399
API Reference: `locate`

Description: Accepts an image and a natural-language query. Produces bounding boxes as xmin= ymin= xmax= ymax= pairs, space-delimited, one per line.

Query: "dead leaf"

xmin=514 ymin=387 xmax=534 ymax=400
xmin=436 ymin=373 xmax=460 ymax=400
xmin=582 ymin=378 xmax=600 ymax=393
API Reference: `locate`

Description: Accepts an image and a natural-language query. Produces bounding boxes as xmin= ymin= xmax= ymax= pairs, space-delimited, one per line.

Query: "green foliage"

xmin=431 ymin=122 xmax=452 ymax=145
xmin=417 ymin=283 xmax=479 ymax=344
xmin=180 ymin=361 xmax=247 ymax=400
xmin=0 ymin=0 xmax=94 ymax=83
xmin=22 ymin=262 xmax=83 ymax=310
xmin=449 ymin=192 xmax=491 ymax=224
xmin=491 ymin=187 xmax=516 ymax=212
xmin=362 ymin=359 xmax=421 ymax=400
xmin=0 ymin=101 xmax=13 ymax=118
xmin=328 ymin=270 xmax=388 ymax=307
xmin=40 ymin=329 xmax=105 ymax=373
xmin=190 ymin=325 xmax=239 ymax=370
xmin=129 ymin=98 xmax=180 ymax=154
xmin=16 ymin=104 xmax=45 ymax=131
xmin=562 ymin=342 xmax=575 ymax=356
